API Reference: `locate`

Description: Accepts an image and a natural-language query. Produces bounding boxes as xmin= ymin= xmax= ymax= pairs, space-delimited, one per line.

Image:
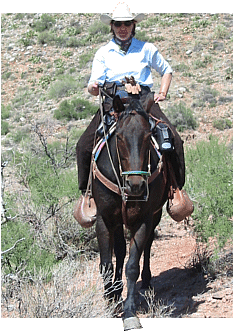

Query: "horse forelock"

xmin=117 ymin=99 xmax=149 ymax=126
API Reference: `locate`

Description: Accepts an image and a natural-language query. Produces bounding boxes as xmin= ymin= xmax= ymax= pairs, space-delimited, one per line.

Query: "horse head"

xmin=114 ymin=94 xmax=155 ymax=198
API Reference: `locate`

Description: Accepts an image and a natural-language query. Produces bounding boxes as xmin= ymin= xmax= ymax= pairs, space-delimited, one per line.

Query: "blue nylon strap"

xmin=121 ymin=171 xmax=151 ymax=176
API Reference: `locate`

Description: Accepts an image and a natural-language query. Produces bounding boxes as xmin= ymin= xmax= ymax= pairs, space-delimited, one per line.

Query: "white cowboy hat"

xmin=100 ymin=2 xmax=146 ymax=25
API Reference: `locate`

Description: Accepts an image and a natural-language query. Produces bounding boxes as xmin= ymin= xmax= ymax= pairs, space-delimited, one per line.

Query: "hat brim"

xmin=100 ymin=13 xmax=146 ymax=25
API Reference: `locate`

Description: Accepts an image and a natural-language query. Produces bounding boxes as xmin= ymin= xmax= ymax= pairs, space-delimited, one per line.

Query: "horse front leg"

xmin=141 ymin=210 xmax=162 ymax=290
xmin=113 ymin=224 xmax=126 ymax=300
xmin=96 ymin=214 xmax=114 ymax=300
xmin=123 ymin=221 xmax=151 ymax=330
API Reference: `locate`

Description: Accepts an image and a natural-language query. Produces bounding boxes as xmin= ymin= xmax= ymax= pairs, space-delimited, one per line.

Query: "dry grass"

xmin=1 ymin=256 xmax=120 ymax=318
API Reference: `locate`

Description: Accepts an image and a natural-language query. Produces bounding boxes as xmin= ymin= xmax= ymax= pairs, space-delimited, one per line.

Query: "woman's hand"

xmin=154 ymin=92 xmax=166 ymax=103
xmin=88 ymin=82 xmax=99 ymax=96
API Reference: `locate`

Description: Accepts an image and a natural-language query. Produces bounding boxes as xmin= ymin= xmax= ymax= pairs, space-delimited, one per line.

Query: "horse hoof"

xmin=123 ymin=317 xmax=142 ymax=331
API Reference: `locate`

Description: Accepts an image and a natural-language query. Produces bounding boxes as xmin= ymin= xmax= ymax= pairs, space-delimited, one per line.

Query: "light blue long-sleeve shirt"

xmin=88 ymin=37 xmax=172 ymax=88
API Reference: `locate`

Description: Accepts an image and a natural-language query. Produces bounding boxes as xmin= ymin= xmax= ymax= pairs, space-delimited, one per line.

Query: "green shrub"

xmin=65 ymin=26 xmax=82 ymax=36
xmin=1 ymin=104 xmax=11 ymax=119
xmin=33 ymin=13 xmax=55 ymax=32
xmin=185 ymin=136 xmax=233 ymax=250
xmin=39 ymin=75 xmax=54 ymax=89
xmin=1 ymin=121 xmax=10 ymax=135
xmin=12 ymin=86 xmax=32 ymax=107
xmin=77 ymin=21 xmax=110 ymax=46
xmin=48 ymin=75 xmax=79 ymax=99
xmin=37 ymin=31 xmax=56 ymax=45
xmin=79 ymin=50 xmax=96 ymax=68
xmin=135 ymin=31 xmax=155 ymax=43
xmin=11 ymin=127 xmax=30 ymax=143
xmin=54 ymin=97 xmax=97 ymax=120
xmin=173 ymin=63 xmax=190 ymax=72
xmin=1 ymin=219 xmax=56 ymax=277
xmin=88 ymin=20 xmax=109 ymax=37
xmin=165 ymin=102 xmax=198 ymax=132
xmin=213 ymin=118 xmax=232 ymax=130
xmin=213 ymin=24 xmax=228 ymax=39
xmin=20 ymin=149 xmax=78 ymax=209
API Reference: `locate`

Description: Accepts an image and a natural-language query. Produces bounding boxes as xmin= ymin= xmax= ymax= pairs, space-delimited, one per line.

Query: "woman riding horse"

xmin=75 ymin=3 xmax=185 ymax=226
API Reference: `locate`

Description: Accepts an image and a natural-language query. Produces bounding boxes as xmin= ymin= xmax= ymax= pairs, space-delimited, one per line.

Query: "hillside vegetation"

xmin=1 ymin=13 xmax=233 ymax=318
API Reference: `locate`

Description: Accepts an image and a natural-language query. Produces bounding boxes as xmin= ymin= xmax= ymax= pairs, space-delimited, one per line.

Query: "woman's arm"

xmin=154 ymin=73 xmax=172 ymax=103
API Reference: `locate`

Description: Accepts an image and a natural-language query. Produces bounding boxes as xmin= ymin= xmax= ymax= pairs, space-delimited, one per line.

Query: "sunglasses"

xmin=113 ymin=21 xmax=133 ymax=27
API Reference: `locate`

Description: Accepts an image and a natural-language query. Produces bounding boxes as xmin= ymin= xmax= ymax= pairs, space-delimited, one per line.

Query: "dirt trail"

xmin=96 ymin=215 xmax=233 ymax=318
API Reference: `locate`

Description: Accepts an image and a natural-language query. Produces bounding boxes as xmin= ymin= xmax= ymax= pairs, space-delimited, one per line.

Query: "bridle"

xmin=116 ymin=136 xmax=151 ymax=201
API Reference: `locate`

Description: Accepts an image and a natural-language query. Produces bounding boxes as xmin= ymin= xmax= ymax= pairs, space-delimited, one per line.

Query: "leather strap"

xmin=92 ymin=159 xmax=121 ymax=195
xmin=92 ymin=156 xmax=164 ymax=195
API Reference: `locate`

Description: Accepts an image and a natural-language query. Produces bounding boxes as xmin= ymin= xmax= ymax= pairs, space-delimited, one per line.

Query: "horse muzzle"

xmin=122 ymin=171 xmax=150 ymax=201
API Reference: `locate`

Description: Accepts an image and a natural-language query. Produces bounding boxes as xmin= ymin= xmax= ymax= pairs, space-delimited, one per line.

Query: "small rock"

xmin=27 ymin=46 xmax=33 ymax=50
xmin=186 ymin=50 xmax=192 ymax=55
xmin=178 ymin=87 xmax=187 ymax=93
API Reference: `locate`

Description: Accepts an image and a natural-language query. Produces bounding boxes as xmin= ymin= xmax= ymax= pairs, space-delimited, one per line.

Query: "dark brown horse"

xmin=92 ymin=94 xmax=170 ymax=330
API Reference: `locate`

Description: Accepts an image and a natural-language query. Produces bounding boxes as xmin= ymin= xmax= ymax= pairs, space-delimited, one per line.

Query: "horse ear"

xmin=113 ymin=95 xmax=125 ymax=113
xmin=143 ymin=92 xmax=155 ymax=113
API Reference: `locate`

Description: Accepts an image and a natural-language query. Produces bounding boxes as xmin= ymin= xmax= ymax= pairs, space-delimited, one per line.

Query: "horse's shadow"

xmin=136 ymin=266 xmax=210 ymax=317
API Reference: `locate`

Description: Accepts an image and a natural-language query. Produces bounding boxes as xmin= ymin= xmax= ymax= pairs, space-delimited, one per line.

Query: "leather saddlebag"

xmin=167 ymin=186 xmax=194 ymax=222
xmin=73 ymin=194 xmax=96 ymax=228
xmin=167 ymin=159 xmax=194 ymax=222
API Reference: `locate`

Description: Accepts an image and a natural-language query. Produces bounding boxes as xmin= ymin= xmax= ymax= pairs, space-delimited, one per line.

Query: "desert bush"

xmin=213 ymin=118 xmax=232 ymax=130
xmin=78 ymin=49 xmax=96 ymax=68
xmin=213 ymin=24 xmax=228 ymax=39
xmin=88 ymin=20 xmax=109 ymax=36
xmin=32 ymin=13 xmax=56 ymax=32
xmin=78 ymin=21 xmax=110 ymax=46
xmin=48 ymin=75 xmax=79 ymax=99
xmin=54 ymin=97 xmax=97 ymax=120
xmin=1 ymin=219 xmax=56 ymax=277
xmin=1 ymin=258 xmax=119 ymax=318
xmin=37 ymin=31 xmax=56 ymax=45
xmin=143 ymin=288 xmax=176 ymax=317
xmin=135 ymin=30 xmax=155 ymax=43
xmin=1 ymin=104 xmax=11 ymax=120
xmin=1 ymin=121 xmax=10 ymax=135
xmin=173 ymin=63 xmax=190 ymax=72
xmin=184 ymin=136 xmax=233 ymax=250
xmin=165 ymin=102 xmax=198 ymax=132
xmin=12 ymin=86 xmax=32 ymax=107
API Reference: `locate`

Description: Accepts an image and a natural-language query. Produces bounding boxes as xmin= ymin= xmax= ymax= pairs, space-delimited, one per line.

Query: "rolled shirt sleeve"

xmin=148 ymin=43 xmax=173 ymax=77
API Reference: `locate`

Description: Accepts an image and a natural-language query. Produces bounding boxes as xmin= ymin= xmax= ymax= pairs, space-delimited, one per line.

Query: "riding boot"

xmin=96 ymin=112 xmax=116 ymax=137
